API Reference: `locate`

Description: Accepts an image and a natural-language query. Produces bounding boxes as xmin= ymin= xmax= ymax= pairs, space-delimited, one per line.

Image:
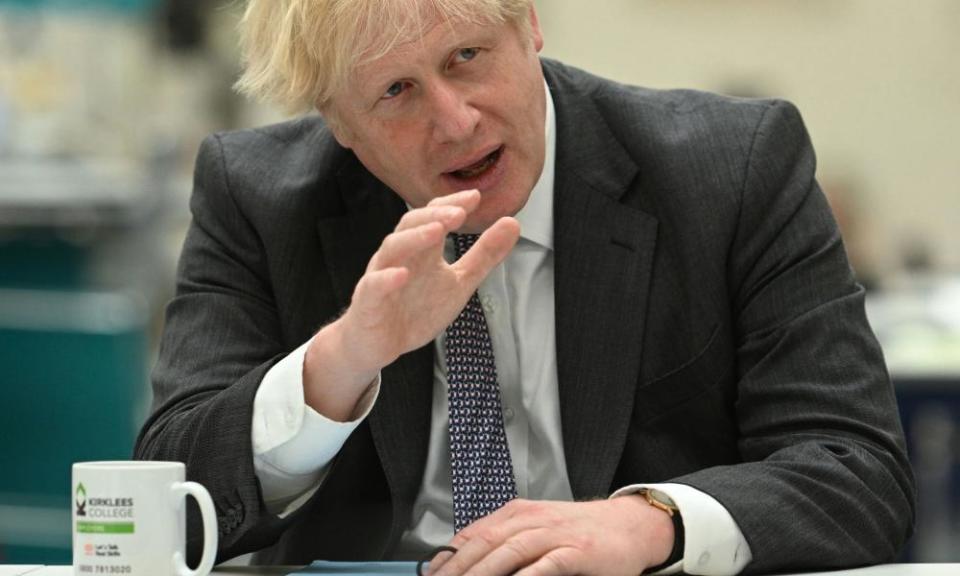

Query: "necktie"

xmin=446 ymin=234 xmax=518 ymax=532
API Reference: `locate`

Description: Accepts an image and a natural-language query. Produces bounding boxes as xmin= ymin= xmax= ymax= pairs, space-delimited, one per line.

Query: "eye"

xmin=382 ymin=81 xmax=408 ymax=100
xmin=452 ymin=47 xmax=480 ymax=65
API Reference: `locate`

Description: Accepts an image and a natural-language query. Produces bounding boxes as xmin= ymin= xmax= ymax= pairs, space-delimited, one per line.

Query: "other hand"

xmin=427 ymin=496 xmax=675 ymax=576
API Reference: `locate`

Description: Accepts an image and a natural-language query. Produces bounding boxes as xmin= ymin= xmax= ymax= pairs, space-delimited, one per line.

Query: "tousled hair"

xmin=235 ymin=0 xmax=533 ymax=113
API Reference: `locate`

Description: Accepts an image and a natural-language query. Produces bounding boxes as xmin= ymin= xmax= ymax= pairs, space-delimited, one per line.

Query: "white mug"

xmin=72 ymin=461 xmax=218 ymax=576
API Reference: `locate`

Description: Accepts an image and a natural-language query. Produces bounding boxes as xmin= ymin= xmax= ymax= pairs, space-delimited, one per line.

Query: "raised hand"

xmin=303 ymin=189 xmax=521 ymax=421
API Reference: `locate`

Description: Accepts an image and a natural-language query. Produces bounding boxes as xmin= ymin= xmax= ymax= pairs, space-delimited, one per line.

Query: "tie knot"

xmin=452 ymin=234 xmax=480 ymax=259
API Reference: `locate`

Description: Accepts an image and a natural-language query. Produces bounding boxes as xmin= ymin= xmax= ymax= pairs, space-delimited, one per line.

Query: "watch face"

xmin=642 ymin=489 xmax=678 ymax=515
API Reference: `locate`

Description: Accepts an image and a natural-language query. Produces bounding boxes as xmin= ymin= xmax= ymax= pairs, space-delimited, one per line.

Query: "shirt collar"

xmin=512 ymin=80 xmax=556 ymax=252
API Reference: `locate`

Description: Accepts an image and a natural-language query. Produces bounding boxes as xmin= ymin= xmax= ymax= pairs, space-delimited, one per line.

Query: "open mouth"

xmin=448 ymin=146 xmax=504 ymax=181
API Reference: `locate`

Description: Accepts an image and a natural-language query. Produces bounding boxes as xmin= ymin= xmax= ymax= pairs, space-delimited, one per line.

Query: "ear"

xmin=528 ymin=5 xmax=544 ymax=53
xmin=329 ymin=122 xmax=354 ymax=150
xmin=317 ymin=103 xmax=354 ymax=149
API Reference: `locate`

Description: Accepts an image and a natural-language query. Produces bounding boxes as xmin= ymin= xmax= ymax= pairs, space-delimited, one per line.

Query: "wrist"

xmin=303 ymin=320 xmax=379 ymax=421
xmin=637 ymin=489 xmax=684 ymax=574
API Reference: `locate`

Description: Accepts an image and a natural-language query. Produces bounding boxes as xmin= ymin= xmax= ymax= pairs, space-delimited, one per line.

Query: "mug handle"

xmin=170 ymin=481 xmax=219 ymax=576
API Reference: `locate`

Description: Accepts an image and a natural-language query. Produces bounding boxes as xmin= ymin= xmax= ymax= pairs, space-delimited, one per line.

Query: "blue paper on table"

xmin=290 ymin=561 xmax=420 ymax=575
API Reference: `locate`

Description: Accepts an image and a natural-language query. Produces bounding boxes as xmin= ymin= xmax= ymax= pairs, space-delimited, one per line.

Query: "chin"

xmin=466 ymin=202 xmax=521 ymax=234
xmin=457 ymin=217 xmax=497 ymax=235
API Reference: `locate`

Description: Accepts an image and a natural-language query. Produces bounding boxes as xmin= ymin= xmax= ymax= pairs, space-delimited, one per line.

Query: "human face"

xmin=325 ymin=8 xmax=546 ymax=233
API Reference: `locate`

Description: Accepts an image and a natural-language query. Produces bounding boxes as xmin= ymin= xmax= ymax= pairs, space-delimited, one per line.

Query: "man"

xmin=134 ymin=1 xmax=916 ymax=574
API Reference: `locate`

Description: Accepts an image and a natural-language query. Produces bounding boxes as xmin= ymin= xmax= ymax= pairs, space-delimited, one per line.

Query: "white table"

xmin=781 ymin=566 xmax=958 ymax=576
xmin=3 ymin=565 xmax=958 ymax=576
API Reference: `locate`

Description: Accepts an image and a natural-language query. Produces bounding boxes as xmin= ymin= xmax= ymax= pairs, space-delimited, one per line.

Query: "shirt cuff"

xmin=252 ymin=337 xmax=381 ymax=512
xmin=611 ymin=483 xmax=752 ymax=576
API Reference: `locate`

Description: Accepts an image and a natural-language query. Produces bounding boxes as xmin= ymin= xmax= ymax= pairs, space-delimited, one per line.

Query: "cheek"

xmin=332 ymin=103 xmax=445 ymax=201
xmin=378 ymin=123 xmax=428 ymax=168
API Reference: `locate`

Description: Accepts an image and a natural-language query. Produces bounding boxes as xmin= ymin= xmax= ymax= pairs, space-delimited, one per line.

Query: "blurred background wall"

xmin=0 ymin=0 xmax=957 ymax=566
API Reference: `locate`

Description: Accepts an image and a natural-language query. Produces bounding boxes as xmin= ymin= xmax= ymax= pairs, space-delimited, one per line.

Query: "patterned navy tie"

xmin=446 ymin=234 xmax=518 ymax=532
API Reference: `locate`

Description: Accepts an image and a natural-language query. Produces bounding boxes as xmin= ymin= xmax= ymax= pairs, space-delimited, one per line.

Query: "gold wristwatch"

xmin=639 ymin=487 xmax=679 ymax=516
xmin=638 ymin=488 xmax=684 ymax=574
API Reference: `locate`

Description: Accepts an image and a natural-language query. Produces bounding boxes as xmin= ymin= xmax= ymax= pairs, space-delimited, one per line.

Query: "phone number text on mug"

xmin=78 ymin=565 xmax=132 ymax=574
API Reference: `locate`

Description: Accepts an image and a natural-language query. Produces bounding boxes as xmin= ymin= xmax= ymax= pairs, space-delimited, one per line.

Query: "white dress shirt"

xmin=250 ymin=84 xmax=752 ymax=575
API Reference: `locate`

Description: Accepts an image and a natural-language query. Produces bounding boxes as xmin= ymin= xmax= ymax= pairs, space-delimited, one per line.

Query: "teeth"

xmin=457 ymin=163 xmax=486 ymax=178
xmin=453 ymin=150 xmax=497 ymax=179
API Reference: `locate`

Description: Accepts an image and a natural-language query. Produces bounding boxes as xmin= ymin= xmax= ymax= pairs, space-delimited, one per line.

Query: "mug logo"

xmin=76 ymin=482 xmax=87 ymax=517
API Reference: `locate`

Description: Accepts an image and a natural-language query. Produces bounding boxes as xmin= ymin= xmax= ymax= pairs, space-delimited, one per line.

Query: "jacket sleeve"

xmin=134 ymin=134 xmax=313 ymax=564
xmin=673 ymin=101 xmax=916 ymax=574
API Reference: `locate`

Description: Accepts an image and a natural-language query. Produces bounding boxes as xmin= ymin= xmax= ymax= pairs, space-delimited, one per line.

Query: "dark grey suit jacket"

xmin=135 ymin=59 xmax=916 ymax=574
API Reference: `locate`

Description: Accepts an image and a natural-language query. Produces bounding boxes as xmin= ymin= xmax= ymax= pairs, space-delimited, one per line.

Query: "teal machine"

xmin=0 ymin=0 xmax=166 ymax=562
xmin=0 ymin=158 xmax=158 ymax=563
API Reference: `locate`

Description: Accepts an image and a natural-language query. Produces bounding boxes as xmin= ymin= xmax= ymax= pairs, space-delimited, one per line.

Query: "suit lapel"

xmin=546 ymin=64 xmax=659 ymax=499
xmin=316 ymin=157 xmax=434 ymax=526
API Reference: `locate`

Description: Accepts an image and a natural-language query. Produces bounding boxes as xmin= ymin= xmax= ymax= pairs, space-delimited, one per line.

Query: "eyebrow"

xmin=355 ymin=24 xmax=500 ymax=104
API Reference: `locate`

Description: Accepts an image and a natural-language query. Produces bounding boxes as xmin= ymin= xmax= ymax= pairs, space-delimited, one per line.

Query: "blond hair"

xmin=235 ymin=0 xmax=533 ymax=114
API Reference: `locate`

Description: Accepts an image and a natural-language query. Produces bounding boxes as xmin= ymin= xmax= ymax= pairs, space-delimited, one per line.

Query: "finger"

xmin=434 ymin=503 xmax=547 ymax=576
xmin=460 ymin=528 xmax=559 ymax=576
xmin=369 ymin=221 xmax=446 ymax=271
xmin=451 ymin=216 xmax=521 ymax=285
xmin=430 ymin=532 xmax=496 ymax=576
xmin=427 ymin=189 xmax=482 ymax=211
xmin=512 ymin=547 xmax=582 ymax=576
xmin=396 ymin=205 xmax=466 ymax=233
xmin=423 ymin=549 xmax=457 ymax=576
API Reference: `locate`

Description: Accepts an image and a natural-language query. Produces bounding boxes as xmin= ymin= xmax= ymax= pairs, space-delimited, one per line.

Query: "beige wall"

xmin=537 ymin=0 xmax=960 ymax=278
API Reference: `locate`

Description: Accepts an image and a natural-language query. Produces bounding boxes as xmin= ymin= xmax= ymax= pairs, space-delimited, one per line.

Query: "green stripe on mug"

xmin=77 ymin=521 xmax=136 ymax=534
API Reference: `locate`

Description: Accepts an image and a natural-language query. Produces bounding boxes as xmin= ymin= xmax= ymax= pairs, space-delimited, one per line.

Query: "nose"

xmin=427 ymin=81 xmax=480 ymax=143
